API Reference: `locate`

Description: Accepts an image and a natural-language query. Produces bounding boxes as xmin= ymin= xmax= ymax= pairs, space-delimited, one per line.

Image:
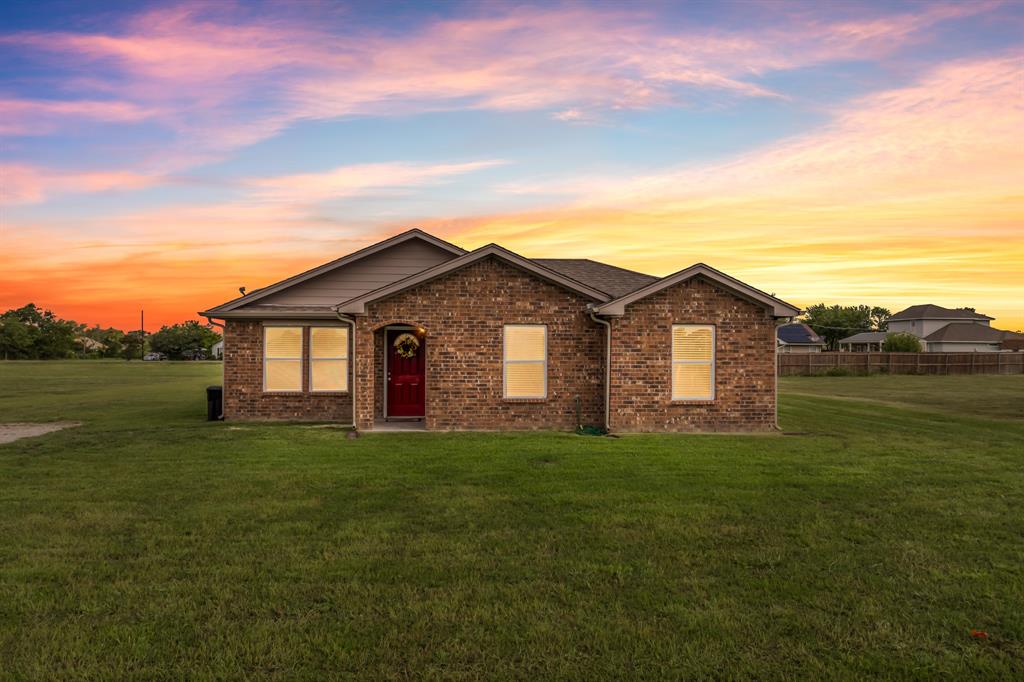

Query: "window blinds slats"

xmin=671 ymin=324 xmax=715 ymax=400
xmin=505 ymin=363 xmax=545 ymax=397
xmin=311 ymin=359 xmax=347 ymax=391
xmin=504 ymin=326 xmax=546 ymax=361
xmin=504 ymin=325 xmax=546 ymax=398
xmin=672 ymin=326 xmax=713 ymax=361
xmin=672 ymin=364 xmax=713 ymax=400
xmin=266 ymin=358 xmax=302 ymax=391
xmin=265 ymin=327 xmax=302 ymax=359
xmin=310 ymin=327 xmax=348 ymax=359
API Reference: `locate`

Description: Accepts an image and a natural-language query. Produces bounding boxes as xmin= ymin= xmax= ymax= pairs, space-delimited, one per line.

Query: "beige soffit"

xmin=335 ymin=244 xmax=611 ymax=315
xmin=199 ymin=229 xmax=465 ymax=318
xmin=589 ymin=263 xmax=801 ymax=317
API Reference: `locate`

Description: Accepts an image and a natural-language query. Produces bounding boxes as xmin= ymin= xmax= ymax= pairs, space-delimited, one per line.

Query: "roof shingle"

xmin=924 ymin=323 xmax=1019 ymax=342
xmin=532 ymin=259 xmax=658 ymax=297
xmin=888 ymin=304 xmax=993 ymax=321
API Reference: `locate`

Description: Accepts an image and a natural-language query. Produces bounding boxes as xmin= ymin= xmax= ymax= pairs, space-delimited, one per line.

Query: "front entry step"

xmin=373 ymin=419 xmax=427 ymax=432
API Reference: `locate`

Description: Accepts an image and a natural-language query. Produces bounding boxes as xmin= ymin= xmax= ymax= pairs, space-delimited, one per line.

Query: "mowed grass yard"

xmin=1 ymin=362 xmax=1022 ymax=679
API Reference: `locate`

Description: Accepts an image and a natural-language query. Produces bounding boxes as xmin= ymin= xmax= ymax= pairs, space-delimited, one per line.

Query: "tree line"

xmin=800 ymin=304 xmax=921 ymax=351
xmin=0 ymin=304 xmax=222 ymax=360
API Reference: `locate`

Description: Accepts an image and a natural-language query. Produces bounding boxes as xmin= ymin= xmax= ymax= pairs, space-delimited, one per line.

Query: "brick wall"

xmin=354 ymin=257 xmax=605 ymax=431
xmin=223 ymin=320 xmax=353 ymax=421
xmin=222 ymin=265 xmax=778 ymax=431
xmin=609 ymin=277 xmax=777 ymax=432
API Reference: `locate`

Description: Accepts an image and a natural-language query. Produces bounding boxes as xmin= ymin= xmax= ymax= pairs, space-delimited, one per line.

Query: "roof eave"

xmin=198 ymin=309 xmax=341 ymax=320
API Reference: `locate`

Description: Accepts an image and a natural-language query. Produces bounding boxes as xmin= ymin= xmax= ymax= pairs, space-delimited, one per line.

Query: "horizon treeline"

xmin=0 ymin=303 xmax=221 ymax=360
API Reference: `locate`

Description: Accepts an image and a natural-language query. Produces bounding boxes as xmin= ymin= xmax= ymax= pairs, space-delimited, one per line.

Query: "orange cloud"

xmin=425 ymin=54 xmax=1024 ymax=329
xmin=2 ymin=6 xmax=1020 ymax=330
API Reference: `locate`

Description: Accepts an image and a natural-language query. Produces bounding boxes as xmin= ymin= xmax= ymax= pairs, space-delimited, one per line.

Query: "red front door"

xmin=386 ymin=330 xmax=425 ymax=417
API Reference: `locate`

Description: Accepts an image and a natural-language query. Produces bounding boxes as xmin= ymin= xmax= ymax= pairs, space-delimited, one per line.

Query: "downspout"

xmin=204 ymin=316 xmax=226 ymax=418
xmin=334 ymin=311 xmax=358 ymax=429
xmin=588 ymin=312 xmax=612 ymax=431
xmin=774 ymin=316 xmax=793 ymax=431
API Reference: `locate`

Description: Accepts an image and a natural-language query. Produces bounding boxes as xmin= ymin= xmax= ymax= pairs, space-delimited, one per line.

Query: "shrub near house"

xmin=882 ymin=333 xmax=923 ymax=352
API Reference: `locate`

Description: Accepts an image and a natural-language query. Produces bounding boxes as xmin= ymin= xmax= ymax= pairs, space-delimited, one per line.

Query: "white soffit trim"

xmin=336 ymin=244 xmax=611 ymax=314
xmin=591 ymin=263 xmax=801 ymax=317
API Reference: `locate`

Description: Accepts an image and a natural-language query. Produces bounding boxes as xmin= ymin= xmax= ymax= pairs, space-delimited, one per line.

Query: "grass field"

xmin=1 ymin=361 xmax=1022 ymax=678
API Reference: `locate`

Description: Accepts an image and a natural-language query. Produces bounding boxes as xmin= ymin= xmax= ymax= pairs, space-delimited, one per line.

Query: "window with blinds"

xmin=264 ymin=326 xmax=302 ymax=392
xmin=310 ymin=327 xmax=349 ymax=392
xmin=504 ymin=325 xmax=546 ymax=399
xmin=672 ymin=325 xmax=715 ymax=400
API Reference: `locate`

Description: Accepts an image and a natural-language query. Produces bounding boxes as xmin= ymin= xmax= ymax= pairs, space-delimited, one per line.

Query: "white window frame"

xmin=503 ymin=324 xmax=547 ymax=399
xmin=672 ymin=324 xmax=715 ymax=401
xmin=263 ymin=325 xmax=303 ymax=393
xmin=309 ymin=326 xmax=350 ymax=393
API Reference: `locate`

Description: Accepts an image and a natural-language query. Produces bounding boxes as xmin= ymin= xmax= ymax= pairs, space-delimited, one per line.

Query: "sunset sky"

xmin=1 ymin=0 xmax=1022 ymax=331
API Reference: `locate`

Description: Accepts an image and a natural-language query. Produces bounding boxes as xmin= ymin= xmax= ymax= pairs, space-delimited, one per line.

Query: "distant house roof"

xmin=888 ymin=304 xmax=993 ymax=322
xmin=924 ymin=323 xmax=1021 ymax=343
xmin=533 ymin=259 xmax=658 ymax=297
xmin=838 ymin=331 xmax=888 ymax=344
xmin=76 ymin=336 xmax=106 ymax=351
xmin=777 ymin=323 xmax=825 ymax=345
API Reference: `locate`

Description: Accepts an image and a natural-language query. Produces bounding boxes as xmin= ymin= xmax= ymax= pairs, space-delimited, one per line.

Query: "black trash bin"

xmin=206 ymin=385 xmax=223 ymax=421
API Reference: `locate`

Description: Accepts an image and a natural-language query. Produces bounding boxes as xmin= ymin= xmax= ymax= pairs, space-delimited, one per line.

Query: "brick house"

xmin=200 ymin=229 xmax=799 ymax=432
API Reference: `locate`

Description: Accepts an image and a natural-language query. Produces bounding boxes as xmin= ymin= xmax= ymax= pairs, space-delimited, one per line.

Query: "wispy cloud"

xmin=3 ymin=1 xmax=996 ymax=169
xmin=0 ymin=163 xmax=160 ymax=205
xmin=422 ymin=53 xmax=1024 ymax=325
xmin=0 ymin=98 xmax=154 ymax=135
xmin=245 ymin=160 xmax=506 ymax=204
xmin=1 ymin=1 xmax=1020 ymax=330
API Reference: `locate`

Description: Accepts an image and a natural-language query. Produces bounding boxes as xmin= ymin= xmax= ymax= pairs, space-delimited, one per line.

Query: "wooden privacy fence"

xmin=778 ymin=352 xmax=1024 ymax=376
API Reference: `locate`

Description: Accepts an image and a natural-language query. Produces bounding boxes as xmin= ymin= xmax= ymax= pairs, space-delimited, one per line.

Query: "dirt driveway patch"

xmin=0 ymin=422 xmax=81 ymax=444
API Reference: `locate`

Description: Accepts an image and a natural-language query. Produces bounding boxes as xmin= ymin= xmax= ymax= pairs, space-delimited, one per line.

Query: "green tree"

xmin=870 ymin=306 xmax=891 ymax=332
xmin=121 ymin=331 xmax=145 ymax=360
xmin=882 ymin=332 xmax=923 ymax=352
xmin=801 ymin=304 xmax=893 ymax=350
xmin=148 ymin=321 xmax=221 ymax=360
xmin=801 ymin=304 xmax=873 ymax=351
xmin=0 ymin=304 xmax=78 ymax=359
xmin=80 ymin=325 xmax=126 ymax=358
xmin=0 ymin=316 xmax=35 ymax=359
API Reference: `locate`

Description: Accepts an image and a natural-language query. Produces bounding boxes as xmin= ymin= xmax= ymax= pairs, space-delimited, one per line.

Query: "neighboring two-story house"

xmin=883 ymin=305 xmax=1020 ymax=352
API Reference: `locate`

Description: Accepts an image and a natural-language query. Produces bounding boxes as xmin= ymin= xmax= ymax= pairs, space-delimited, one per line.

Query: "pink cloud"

xmin=0 ymin=164 xmax=159 ymax=205
xmin=8 ymin=0 xmax=990 ymax=161
xmin=0 ymin=98 xmax=154 ymax=135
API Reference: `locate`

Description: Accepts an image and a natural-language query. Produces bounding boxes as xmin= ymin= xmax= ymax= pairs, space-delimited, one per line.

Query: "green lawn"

xmin=1 ymin=362 xmax=1022 ymax=679
xmin=781 ymin=374 xmax=1024 ymax=421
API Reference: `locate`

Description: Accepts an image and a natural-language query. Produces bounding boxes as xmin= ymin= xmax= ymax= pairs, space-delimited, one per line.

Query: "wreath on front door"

xmin=393 ymin=332 xmax=420 ymax=359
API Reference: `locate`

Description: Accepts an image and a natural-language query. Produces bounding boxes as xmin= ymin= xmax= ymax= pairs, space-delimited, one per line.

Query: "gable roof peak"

xmin=591 ymin=262 xmax=800 ymax=318
xmin=336 ymin=242 xmax=611 ymax=314
xmin=200 ymin=228 xmax=465 ymax=317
